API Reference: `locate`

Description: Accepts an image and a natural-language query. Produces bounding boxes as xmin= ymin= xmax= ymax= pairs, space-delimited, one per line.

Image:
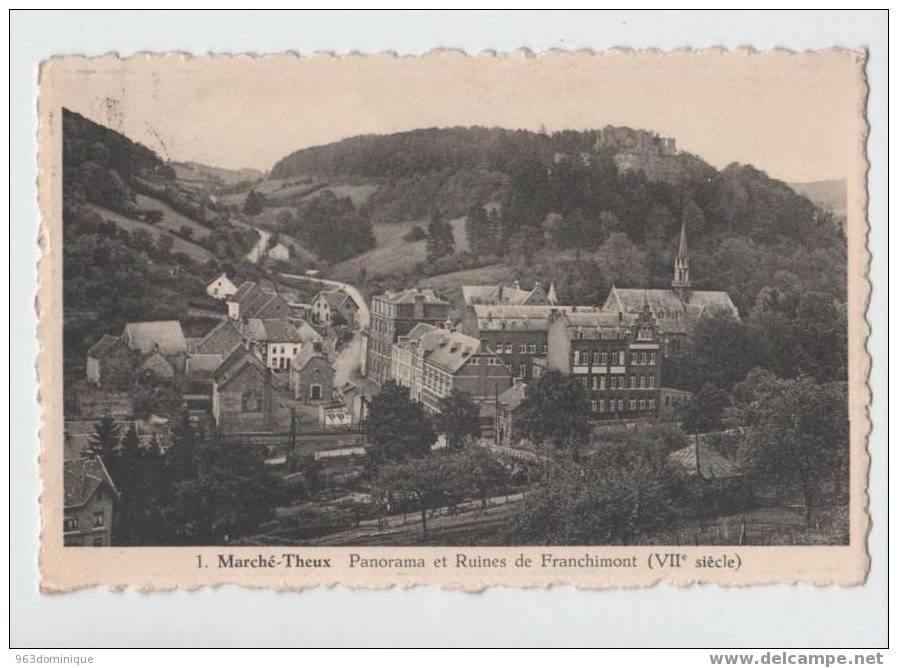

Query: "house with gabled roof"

xmin=241 ymin=317 xmax=304 ymax=371
xmin=290 ymin=341 xmax=335 ymax=403
xmin=211 ymin=345 xmax=291 ymax=434
xmin=205 ymin=272 xmax=238 ymax=301
xmin=311 ymin=289 xmax=359 ymax=327
xmin=226 ymin=281 xmax=291 ymax=321
xmin=64 ymin=456 xmax=119 ymax=547
xmin=86 ymin=334 xmax=134 ymax=387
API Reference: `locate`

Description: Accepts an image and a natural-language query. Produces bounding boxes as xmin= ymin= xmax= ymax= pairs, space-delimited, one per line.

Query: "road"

xmin=279 ymin=272 xmax=370 ymax=387
xmin=245 ymin=226 xmax=271 ymax=263
xmin=240 ymin=221 xmax=370 ymax=387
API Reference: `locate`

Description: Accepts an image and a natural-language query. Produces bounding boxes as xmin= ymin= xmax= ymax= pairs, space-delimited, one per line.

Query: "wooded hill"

xmin=61 ymin=109 xmax=259 ymax=374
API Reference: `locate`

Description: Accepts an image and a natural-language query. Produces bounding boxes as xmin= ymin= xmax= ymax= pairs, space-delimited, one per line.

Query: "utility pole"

xmin=288 ymin=407 xmax=297 ymax=472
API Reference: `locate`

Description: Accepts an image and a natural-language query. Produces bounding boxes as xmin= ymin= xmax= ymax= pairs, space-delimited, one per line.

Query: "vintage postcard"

xmin=37 ymin=49 xmax=869 ymax=592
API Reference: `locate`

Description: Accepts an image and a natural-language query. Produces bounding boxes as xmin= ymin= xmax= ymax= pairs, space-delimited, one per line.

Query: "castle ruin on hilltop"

xmin=593 ymin=126 xmax=678 ymax=157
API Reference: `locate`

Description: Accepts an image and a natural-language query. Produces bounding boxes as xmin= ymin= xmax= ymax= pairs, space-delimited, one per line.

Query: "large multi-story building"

xmin=461 ymin=280 xmax=555 ymax=307
xmin=365 ymin=288 xmax=450 ymax=385
xmin=546 ymin=304 xmax=661 ymax=421
xmin=461 ymin=304 xmax=602 ymax=381
xmin=391 ymin=324 xmax=513 ymax=414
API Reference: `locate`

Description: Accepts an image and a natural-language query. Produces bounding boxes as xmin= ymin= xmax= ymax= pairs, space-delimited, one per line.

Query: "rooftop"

xmin=64 ymin=456 xmax=118 ymax=508
xmin=122 ymin=321 xmax=187 ymax=355
xmin=378 ymin=287 xmax=448 ymax=306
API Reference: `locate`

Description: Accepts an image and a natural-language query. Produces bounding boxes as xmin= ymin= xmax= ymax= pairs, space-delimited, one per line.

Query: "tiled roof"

xmin=213 ymin=345 xmax=266 ymax=385
xmin=608 ymin=287 xmax=738 ymax=335
xmin=380 ymin=288 xmax=448 ymax=306
xmin=87 ymin=334 xmax=124 ymax=358
xmin=194 ymin=319 xmax=245 ymax=355
xmin=669 ymin=441 xmax=740 ymax=479
xmin=471 ymin=304 xmax=600 ymax=332
xmin=205 ymin=271 xmax=235 ymax=288
xmin=293 ymin=343 xmax=330 ymax=372
xmin=249 ymin=318 xmax=301 ymax=343
xmin=418 ymin=328 xmax=484 ymax=374
xmin=186 ymin=353 xmax=225 ymax=379
xmin=122 ymin=321 xmax=187 ymax=355
xmin=294 ymin=320 xmax=324 ymax=344
xmin=558 ymin=311 xmax=631 ymax=339
xmin=462 ymin=285 xmax=531 ymax=305
xmin=229 ymin=280 xmax=257 ymax=303
xmin=229 ymin=281 xmax=288 ymax=318
xmin=64 ymin=457 xmax=118 ymax=508
xmin=137 ymin=350 xmax=174 ymax=375
xmin=314 ymin=289 xmax=352 ymax=310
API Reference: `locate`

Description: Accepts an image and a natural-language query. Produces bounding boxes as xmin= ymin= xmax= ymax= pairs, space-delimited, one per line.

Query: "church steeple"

xmin=671 ymin=219 xmax=691 ymax=301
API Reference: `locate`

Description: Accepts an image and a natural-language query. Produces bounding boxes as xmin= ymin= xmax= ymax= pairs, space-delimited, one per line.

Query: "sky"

xmin=45 ymin=49 xmax=866 ymax=183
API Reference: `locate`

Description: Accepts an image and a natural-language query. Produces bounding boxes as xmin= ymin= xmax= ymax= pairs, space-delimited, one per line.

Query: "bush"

xmin=402 ymin=225 xmax=427 ymax=243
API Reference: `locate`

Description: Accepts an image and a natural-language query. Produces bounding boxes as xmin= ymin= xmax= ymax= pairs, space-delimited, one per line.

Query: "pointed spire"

xmin=671 ymin=217 xmax=691 ymax=300
xmin=677 ymin=218 xmax=689 ymax=258
xmin=547 ymin=281 xmax=558 ymax=305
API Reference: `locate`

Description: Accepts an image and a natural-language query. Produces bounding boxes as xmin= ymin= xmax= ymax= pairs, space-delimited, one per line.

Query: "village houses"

xmin=391 ymin=323 xmax=513 ymax=415
xmin=310 ymin=288 xmax=359 ymax=327
xmin=63 ymin=456 xmax=119 ymax=547
xmin=226 ymin=280 xmax=291 ymax=321
xmin=365 ymin=288 xmax=451 ymax=385
xmin=205 ymin=272 xmax=238 ymax=301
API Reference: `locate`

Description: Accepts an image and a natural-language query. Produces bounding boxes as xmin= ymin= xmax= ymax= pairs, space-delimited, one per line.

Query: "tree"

xmin=425 ymin=209 xmax=455 ymax=263
xmin=457 ymin=445 xmax=509 ymax=512
xmin=509 ymin=434 xmax=679 ymax=545
xmin=681 ymin=196 xmax=706 ymax=239
xmin=515 ymin=370 xmax=591 ymax=457
xmin=376 ymin=452 xmax=473 ymax=542
xmin=434 ymin=390 xmax=481 ymax=450
xmin=243 ymin=189 xmax=266 ymax=216
xmin=596 ymin=232 xmax=648 ymax=287
xmin=465 ymin=203 xmax=490 ymax=256
xmin=86 ymin=415 xmax=121 ymax=462
xmin=738 ymin=374 xmax=848 ymax=524
xmin=166 ymin=410 xmax=200 ymax=482
xmin=541 ymin=212 xmax=566 ymax=250
xmin=365 ymin=381 xmax=436 ymax=464
xmin=679 ymin=383 xmax=729 ymax=434
xmin=112 ymin=425 xmax=175 ymax=545
xmin=663 ymin=313 xmax=760 ymax=392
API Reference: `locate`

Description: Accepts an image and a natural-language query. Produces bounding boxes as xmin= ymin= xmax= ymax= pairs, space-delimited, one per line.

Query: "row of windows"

xmin=486 ymin=342 xmax=548 ymax=356
xmin=572 ymin=351 xmax=657 ymax=366
xmin=578 ymin=375 xmax=657 ymax=390
xmin=468 ymin=357 xmax=503 ymax=366
xmin=590 ymin=398 xmax=656 ymax=412
xmin=64 ymin=511 xmax=105 ymax=532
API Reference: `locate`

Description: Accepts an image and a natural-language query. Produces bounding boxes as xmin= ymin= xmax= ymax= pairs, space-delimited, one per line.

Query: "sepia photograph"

xmin=12 ymin=7 xmax=888 ymax=653
xmin=52 ymin=51 xmax=860 ymax=553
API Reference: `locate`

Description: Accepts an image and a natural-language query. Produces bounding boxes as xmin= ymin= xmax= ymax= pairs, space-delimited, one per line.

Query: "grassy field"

xmin=331 ymin=217 xmax=469 ymax=280
xmin=311 ymin=182 xmax=379 ymax=207
xmin=133 ymin=193 xmax=213 ymax=240
xmin=87 ymin=204 xmax=215 ymax=263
